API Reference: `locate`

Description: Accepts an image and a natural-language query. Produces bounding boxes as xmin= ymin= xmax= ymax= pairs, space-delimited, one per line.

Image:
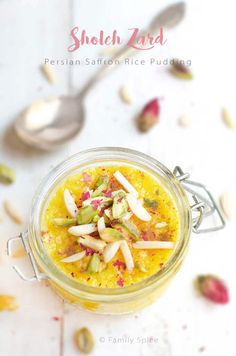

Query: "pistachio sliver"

xmin=133 ymin=241 xmax=174 ymax=249
xmin=68 ymin=224 xmax=97 ymax=236
xmin=77 ymin=206 xmax=97 ymax=224
xmin=64 ymin=189 xmax=78 ymax=218
xmin=143 ymin=198 xmax=158 ymax=209
xmin=135 ymin=261 xmax=147 ymax=272
xmin=82 ymin=196 xmax=112 ymax=208
xmin=103 ymin=241 xmax=121 ymax=263
xmin=0 ymin=164 xmax=15 ymax=184
xmin=121 ymin=219 xmax=140 ymax=240
xmin=99 ymin=228 xmax=124 ymax=242
xmin=87 ymin=254 xmax=100 ymax=273
xmin=74 ymin=327 xmax=94 ymax=354
xmin=112 ymin=191 xmax=128 ymax=219
xmin=79 ymin=235 xmax=106 ymax=251
xmin=53 ymin=218 xmax=76 ymax=227
xmin=92 ymin=175 xmax=109 ymax=197
xmin=61 ymin=250 xmax=86 ymax=263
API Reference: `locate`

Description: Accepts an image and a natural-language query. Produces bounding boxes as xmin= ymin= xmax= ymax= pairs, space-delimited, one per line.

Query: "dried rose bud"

xmin=137 ymin=98 xmax=160 ymax=132
xmin=196 ymin=275 xmax=229 ymax=304
xmin=170 ymin=59 xmax=193 ymax=80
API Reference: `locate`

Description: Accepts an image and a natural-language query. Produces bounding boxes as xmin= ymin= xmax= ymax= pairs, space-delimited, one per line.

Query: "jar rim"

xmin=29 ymin=147 xmax=192 ymax=300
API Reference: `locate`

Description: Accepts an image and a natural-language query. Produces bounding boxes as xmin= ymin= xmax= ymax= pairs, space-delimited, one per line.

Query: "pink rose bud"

xmin=137 ymin=98 xmax=160 ymax=132
xmin=196 ymin=275 xmax=229 ymax=304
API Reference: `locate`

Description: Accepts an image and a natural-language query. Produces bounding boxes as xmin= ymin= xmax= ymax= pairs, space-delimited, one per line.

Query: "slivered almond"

xmin=120 ymin=240 xmax=134 ymax=271
xmin=4 ymin=200 xmax=23 ymax=224
xmin=79 ymin=235 xmax=106 ymax=251
xmin=103 ymin=241 xmax=121 ymax=263
xmin=155 ymin=222 xmax=167 ymax=228
xmin=61 ymin=251 xmax=85 ymax=263
xmin=97 ymin=217 xmax=106 ymax=234
xmin=133 ymin=241 xmax=174 ymax=249
xmin=126 ymin=193 xmax=151 ymax=222
xmin=113 ymin=171 xmax=138 ymax=198
xmin=119 ymin=86 xmax=133 ymax=105
xmin=41 ymin=64 xmax=57 ymax=84
xmin=220 ymin=192 xmax=234 ymax=220
xmin=64 ymin=189 xmax=78 ymax=218
xmin=178 ymin=114 xmax=191 ymax=128
xmin=222 ymin=108 xmax=234 ymax=128
xmin=68 ymin=224 xmax=97 ymax=236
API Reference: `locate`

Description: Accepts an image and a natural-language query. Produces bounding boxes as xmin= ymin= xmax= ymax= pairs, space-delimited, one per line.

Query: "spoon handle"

xmin=79 ymin=2 xmax=186 ymax=98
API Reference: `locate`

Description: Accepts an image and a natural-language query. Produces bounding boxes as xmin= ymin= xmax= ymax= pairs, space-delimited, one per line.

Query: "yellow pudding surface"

xmin=41 ymin=165 xmax=179 ymax=288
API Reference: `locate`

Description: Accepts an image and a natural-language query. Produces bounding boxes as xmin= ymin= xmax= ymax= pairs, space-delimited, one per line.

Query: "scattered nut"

xmin=0 ymin=295 xmax=18 ymax=311
xmin=40 ymin=64 xmax=57 ymax=84
xmin=74 ymin=327 xmax=94 ymax=354
xmin=12 ymin=247 xmax=26 ymax=258
xmin=0 ymin=163 xmax=15 ymax=184
xmin=169 ymin=59 xmax=193 ymax=80
xmin=155 ymin=222 xmax=168 ymax=228
xmin=119 ymin=86 xmax=133 ymax=105
xmin=219 ymin=192 xmax=234 ymax=220
xmin=4 ymin=200 xmax=23 ymax=224
xmin=178 ymin=114 xmax=191 ymax=128
xmin=222 ymin=108 xmax=234 ymax=128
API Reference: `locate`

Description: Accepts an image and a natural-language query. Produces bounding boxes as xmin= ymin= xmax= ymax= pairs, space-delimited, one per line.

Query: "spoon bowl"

xmin=15 ymin=96 xmax=85 ymax=150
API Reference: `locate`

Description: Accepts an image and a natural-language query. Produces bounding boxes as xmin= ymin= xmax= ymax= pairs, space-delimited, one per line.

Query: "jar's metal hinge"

xmin=6 ymin=231 xmax=47 ymax=282
xmin=173 ymin=166 xmax=225 ymax=234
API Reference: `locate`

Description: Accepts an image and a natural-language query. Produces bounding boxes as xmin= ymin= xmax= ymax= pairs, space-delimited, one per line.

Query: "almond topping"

xmin=4 ymin=200 xmax=23 ymax=224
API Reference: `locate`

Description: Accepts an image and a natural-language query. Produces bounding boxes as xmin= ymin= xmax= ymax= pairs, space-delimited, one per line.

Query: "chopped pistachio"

xmin=121 ymin=219 xmax=140 ymax=240
xmin=92 ymin=215 xmax=99 ymax=223
xmin=53 ymin=218 xmax=76 ymax=227
xmin=112 ymin=191 xmax=128 ymax=219
xmin=99 ymin=228 xmax=124 ymax=242
xmin=82 ymin=196 xmax=112 ymax=208
xmin=77 ymin=206 xmax=97 ymax=224
xmin=87 ymin=254 xmax=100 ymax=273
xmin=74 ymin=327 xmax=94 ymax=354
xmin=0 ymin=164 xmax=15 ymax=184
xmin=92 ymin=175 xmax=109 ymax=197
xmin=79 ymin=235 xmax=106 ymax=251
xmin=0 ymin=295 xmax=18 ymax=311
xmin=143 ymin=198 xmax=158 ymax=209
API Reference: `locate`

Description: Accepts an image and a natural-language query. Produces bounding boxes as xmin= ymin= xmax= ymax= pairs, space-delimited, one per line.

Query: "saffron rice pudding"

xmin=41 ymin=165 xmax=179 ymax=289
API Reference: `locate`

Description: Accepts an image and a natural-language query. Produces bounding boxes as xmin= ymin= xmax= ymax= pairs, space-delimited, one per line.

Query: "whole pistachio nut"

xmin=74 ymin=327 xmax=95 ymax=354
xmin=0 ymin=164 xmax=15 ymax=184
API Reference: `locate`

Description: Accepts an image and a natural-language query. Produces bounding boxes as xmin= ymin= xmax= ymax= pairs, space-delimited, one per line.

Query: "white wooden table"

xmin=0 ymin=1 xmax=236 ymax=355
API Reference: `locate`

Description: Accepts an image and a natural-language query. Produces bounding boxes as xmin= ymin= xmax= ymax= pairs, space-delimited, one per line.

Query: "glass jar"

xmin=7 ymin=147 xmax=225 ymax=314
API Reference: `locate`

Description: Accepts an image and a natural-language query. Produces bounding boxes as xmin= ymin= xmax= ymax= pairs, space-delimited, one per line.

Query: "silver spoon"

xmin=15 ymin=2 xmax=186 ymax=150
